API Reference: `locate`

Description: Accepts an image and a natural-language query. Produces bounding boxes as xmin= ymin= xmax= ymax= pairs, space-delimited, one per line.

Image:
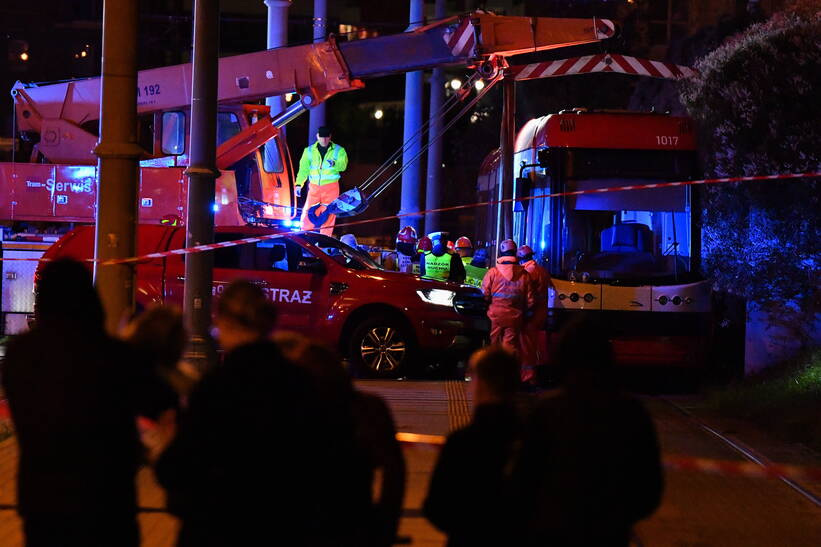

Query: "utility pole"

xmin=399 ymin=0 xmax=424 ymax=236
xmin=308 ymin=0 xmax=327 ymax=142
xmin=184 ymin=0 xmax=220 ymax=370
xmin=93 ymin=0 xmax=141 ymax=334
xmin=494 ymin=76 xmax=515 ymax=257
xmin=424 ymin=0 xmax=446 ymax=235
xmin=264 ymin=0 xmax=291 ymax=139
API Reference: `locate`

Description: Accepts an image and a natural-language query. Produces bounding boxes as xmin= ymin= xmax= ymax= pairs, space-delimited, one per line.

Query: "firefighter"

xmin=455 ymin=236 xmax=488 ymax=288
xmin=517 ymin=244 xmax=551 ymax=383
xmin=395 ymin=226 xmax=419 ymax=274
xmin=481 ymin=239 xmax=534 ymax=363
xmin=295 ymin=126 xmax=348 ymax=236
xmin=421 ymin=231 xmax=466 ymax=284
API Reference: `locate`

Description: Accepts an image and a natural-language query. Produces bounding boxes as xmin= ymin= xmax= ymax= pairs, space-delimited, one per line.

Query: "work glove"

xmin=295 ymin=185 xmax=302 ymax=197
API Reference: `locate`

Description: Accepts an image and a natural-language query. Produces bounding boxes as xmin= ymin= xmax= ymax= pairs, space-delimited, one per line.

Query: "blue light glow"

xmin=212 ymin=203 xmax=219 ymax=212
xmin=540 ymin=240 xmax=546 ymax=250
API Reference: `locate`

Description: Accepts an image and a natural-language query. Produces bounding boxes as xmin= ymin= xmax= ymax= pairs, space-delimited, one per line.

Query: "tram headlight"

xmin=658 ymin=295 xmax=669 ymax=306
xmin=569 ymin=293 xmax=580 ymax=303
xmin=672 ymin=296 xmax=682 ymax=306
xmin=583 ymin=293 xmax=595 ymax=303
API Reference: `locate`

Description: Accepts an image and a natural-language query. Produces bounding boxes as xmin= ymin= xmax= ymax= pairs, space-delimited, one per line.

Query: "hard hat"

xmin=340 ymin=233 xmax=358 ymax=247
xmin=428 ymin=231 xmax=448 ymax=246
xmin=417 ymin=236 xmax=433 ymax=253
xmin=396 ymin=226 xmax=418 ymax=245
xmin=455 ymin=236 xmax=473 ymax=250
xmin=499 ymin=239 xmax=518 ymax=256
xmin=446 ymin=240 xmax=455 ymax=252
xmin=517 ymin=245 xmax=535 ymax=259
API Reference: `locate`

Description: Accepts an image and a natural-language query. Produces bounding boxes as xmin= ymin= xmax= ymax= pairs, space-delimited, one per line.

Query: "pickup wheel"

xmin=349 ymin=316 xmax=413 ymax=378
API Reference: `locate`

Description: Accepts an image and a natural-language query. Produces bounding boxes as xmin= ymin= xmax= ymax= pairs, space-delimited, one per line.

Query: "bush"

xmin=679 ymin=12 xmax=821 ymax=350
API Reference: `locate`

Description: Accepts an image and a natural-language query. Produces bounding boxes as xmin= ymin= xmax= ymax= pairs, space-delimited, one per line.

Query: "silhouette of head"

xmin=469 ymin=345 xmax=520 ymax=403
xmin=35 ymin=259 xmax=104 ymax=329
xmin=123 ymin=305 xmax=186 ymax=371
xmin=554 ymin=316 xmax=614 ymax=384
xmin=216 ymin=280 xmax=277 ymax=350
xmin=274 ymin=331 xmax=352 ymax=401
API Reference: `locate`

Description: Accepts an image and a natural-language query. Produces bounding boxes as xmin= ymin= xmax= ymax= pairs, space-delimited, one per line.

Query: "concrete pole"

xmin=424 ymin=0 xmax=446 ymax=234
xmin=494 ymin=76 xmax=515 ymax=256
xmin=264 ymin=0 xmax=290 ymax=134
xmin=399 ymin=0 xmax=425 ymax=236
xmin=93 ymin=0 xmax=141 ymax=334
xmin=183 ymin=0 xmax=220 ymax=369
xmin=308 ymin=0 xmax=327 ymax=143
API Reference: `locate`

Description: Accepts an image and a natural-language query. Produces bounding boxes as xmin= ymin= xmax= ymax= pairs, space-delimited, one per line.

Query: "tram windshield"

xmin=523 ymin=148 xmax=700 ymax=285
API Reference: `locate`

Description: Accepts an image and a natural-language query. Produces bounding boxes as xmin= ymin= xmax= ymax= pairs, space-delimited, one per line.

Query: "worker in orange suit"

xmin=481 ymin=240 xmax=534 ymax=366
xmin=517 ymin=245 xmax=551 ymax=384
xmin=295 ymin=126 xmax=348 ymax=236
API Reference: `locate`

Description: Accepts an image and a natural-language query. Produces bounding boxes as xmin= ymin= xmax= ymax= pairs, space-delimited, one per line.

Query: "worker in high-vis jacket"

xmin=455 ymin=236 xmax=488 ymax=288
xmin=295 ymin=126 xmax=348 ymax=236
xmin=481 ymin=239 xmax=534 ymax=363
xmin=421 ymin=232 xmax=465 ymax=284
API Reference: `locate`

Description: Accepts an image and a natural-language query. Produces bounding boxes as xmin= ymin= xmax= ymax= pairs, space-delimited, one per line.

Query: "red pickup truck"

xmin=41 ymin=225 xmax=489 ymax=377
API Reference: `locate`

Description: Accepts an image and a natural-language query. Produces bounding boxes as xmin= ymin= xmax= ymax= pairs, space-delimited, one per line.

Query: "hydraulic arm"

xmin=12 ymin=12 xmax=614 ymax=165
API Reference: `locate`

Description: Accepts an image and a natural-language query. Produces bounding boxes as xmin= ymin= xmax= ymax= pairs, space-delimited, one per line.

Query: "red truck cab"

xmin=41 ymin=225 xmax=489 ymax=377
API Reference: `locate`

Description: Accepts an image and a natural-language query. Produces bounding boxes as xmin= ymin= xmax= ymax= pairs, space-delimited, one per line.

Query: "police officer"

xmin=481 ymin=240 xmax=534 ymax=362
xmin=517 ymin=245 xmax=551 ymax=383
xmin=455 ymin=236 xmax=488 ymax=289
xmin=421 ymin=232 xmax=466 ymax=284
xmin=295 ymin=126 xmax=348 ymax=236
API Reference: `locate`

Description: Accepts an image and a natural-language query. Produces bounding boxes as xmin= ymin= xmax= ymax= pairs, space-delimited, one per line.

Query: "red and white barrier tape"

xmin=1 ymin=171 xmax=817 ymax=265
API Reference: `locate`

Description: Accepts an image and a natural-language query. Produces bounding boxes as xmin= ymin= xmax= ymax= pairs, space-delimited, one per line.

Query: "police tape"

xmin=395 ymin=430 xmax=821 ymax=482
xmin=0 ymin=170 xmax=818 ymax=265
xmin=5 ymin=405 xmax=821 ymax=483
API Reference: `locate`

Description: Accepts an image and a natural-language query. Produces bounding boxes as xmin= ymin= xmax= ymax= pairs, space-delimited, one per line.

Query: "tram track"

xmin=661 ymin=396 xmax=821 ymax=509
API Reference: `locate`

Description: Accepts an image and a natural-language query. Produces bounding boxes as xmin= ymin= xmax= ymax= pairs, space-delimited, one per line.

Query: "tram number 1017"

xmin=656 ymin=135 xmax=679 ymax=146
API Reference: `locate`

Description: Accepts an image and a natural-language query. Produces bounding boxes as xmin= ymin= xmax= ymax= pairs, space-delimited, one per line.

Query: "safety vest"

xmin=464 ymin=262 xmax=488 ymax=288
xmin=296 ymin=142 xmax=348 ymax=187
xmin=424 ymin=252 xmax=452 ymax=281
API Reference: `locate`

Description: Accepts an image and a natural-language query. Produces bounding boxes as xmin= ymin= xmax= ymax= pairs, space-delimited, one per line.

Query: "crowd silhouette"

xmin=1 ymin=259 xmax=662 ymax=546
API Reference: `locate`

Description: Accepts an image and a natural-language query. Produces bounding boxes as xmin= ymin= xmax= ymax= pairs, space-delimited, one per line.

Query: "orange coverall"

xmin=519 ymin=259 xmax=551 ymax=382
xmin=481 ymin=256 xmax=534 ymax=362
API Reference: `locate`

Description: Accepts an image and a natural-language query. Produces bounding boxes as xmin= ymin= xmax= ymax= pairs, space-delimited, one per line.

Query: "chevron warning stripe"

xmin=443 ymin=18 xmax=476 ymax=58
xmin=512 ymin=54 xmax=697 ymax=81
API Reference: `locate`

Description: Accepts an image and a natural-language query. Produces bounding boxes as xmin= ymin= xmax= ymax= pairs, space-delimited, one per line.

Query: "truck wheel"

xmin=350 ymin=317 xmax=413 ymax=378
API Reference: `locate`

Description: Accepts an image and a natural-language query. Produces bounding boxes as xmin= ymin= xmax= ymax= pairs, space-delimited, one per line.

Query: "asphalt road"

xmin=1 ymin=380 xmax=820 ymax=546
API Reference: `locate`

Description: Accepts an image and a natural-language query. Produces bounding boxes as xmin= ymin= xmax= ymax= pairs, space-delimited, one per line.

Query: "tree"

xmin=679 ymin=9 xmax=820 ymax=367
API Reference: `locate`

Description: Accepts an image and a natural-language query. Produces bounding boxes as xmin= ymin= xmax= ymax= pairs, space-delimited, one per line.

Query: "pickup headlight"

xmin=416 ymin=288 xmax=456 ymax=307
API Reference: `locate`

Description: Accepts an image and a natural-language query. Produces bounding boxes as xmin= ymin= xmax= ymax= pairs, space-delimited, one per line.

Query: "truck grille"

xmin=454 ymin=290 xmax=488 ymax=316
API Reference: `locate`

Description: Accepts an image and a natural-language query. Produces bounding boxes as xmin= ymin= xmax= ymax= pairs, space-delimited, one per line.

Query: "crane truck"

xmin=0 ymin=12 xmax=615 ymax=335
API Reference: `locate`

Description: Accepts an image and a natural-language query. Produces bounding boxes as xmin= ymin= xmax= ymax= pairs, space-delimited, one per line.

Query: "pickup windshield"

xmin=301 ymin=233 xmax=381 ymax=271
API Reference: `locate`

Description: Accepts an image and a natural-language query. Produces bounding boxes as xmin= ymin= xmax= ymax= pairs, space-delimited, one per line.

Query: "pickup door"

xmin=164 ymin=232 xmax=328 ymax=333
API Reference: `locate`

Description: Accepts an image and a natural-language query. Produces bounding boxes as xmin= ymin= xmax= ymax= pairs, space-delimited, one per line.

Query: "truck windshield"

xmin=301 ymin=233 xmax=381 ymax=271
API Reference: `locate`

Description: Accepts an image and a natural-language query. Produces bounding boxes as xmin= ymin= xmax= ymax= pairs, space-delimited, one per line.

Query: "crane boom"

xmin=11 ymin=12 xmax=614 ymax=165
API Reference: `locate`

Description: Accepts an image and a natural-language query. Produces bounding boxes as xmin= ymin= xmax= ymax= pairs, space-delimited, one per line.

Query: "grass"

xmin=706 ymin=349 xmax=821 ymax=453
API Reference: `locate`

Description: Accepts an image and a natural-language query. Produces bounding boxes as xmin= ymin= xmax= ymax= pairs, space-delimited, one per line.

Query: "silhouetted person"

xmin=424 ymin=346 xmax=522 ymax=547
xmin=2 ymin=259 xmax=173 ymax=547
xmin=155 ymin=281 xmax=327 ymax=546
xmin=275 ymin=331 xmax=406 ymax=547
xmin=510 ymin=317 xmax=663 ymax=546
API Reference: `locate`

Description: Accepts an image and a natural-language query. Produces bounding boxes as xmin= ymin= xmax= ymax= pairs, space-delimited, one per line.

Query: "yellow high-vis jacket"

xmin=295 ymin=142 xmax=348 ymax=188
